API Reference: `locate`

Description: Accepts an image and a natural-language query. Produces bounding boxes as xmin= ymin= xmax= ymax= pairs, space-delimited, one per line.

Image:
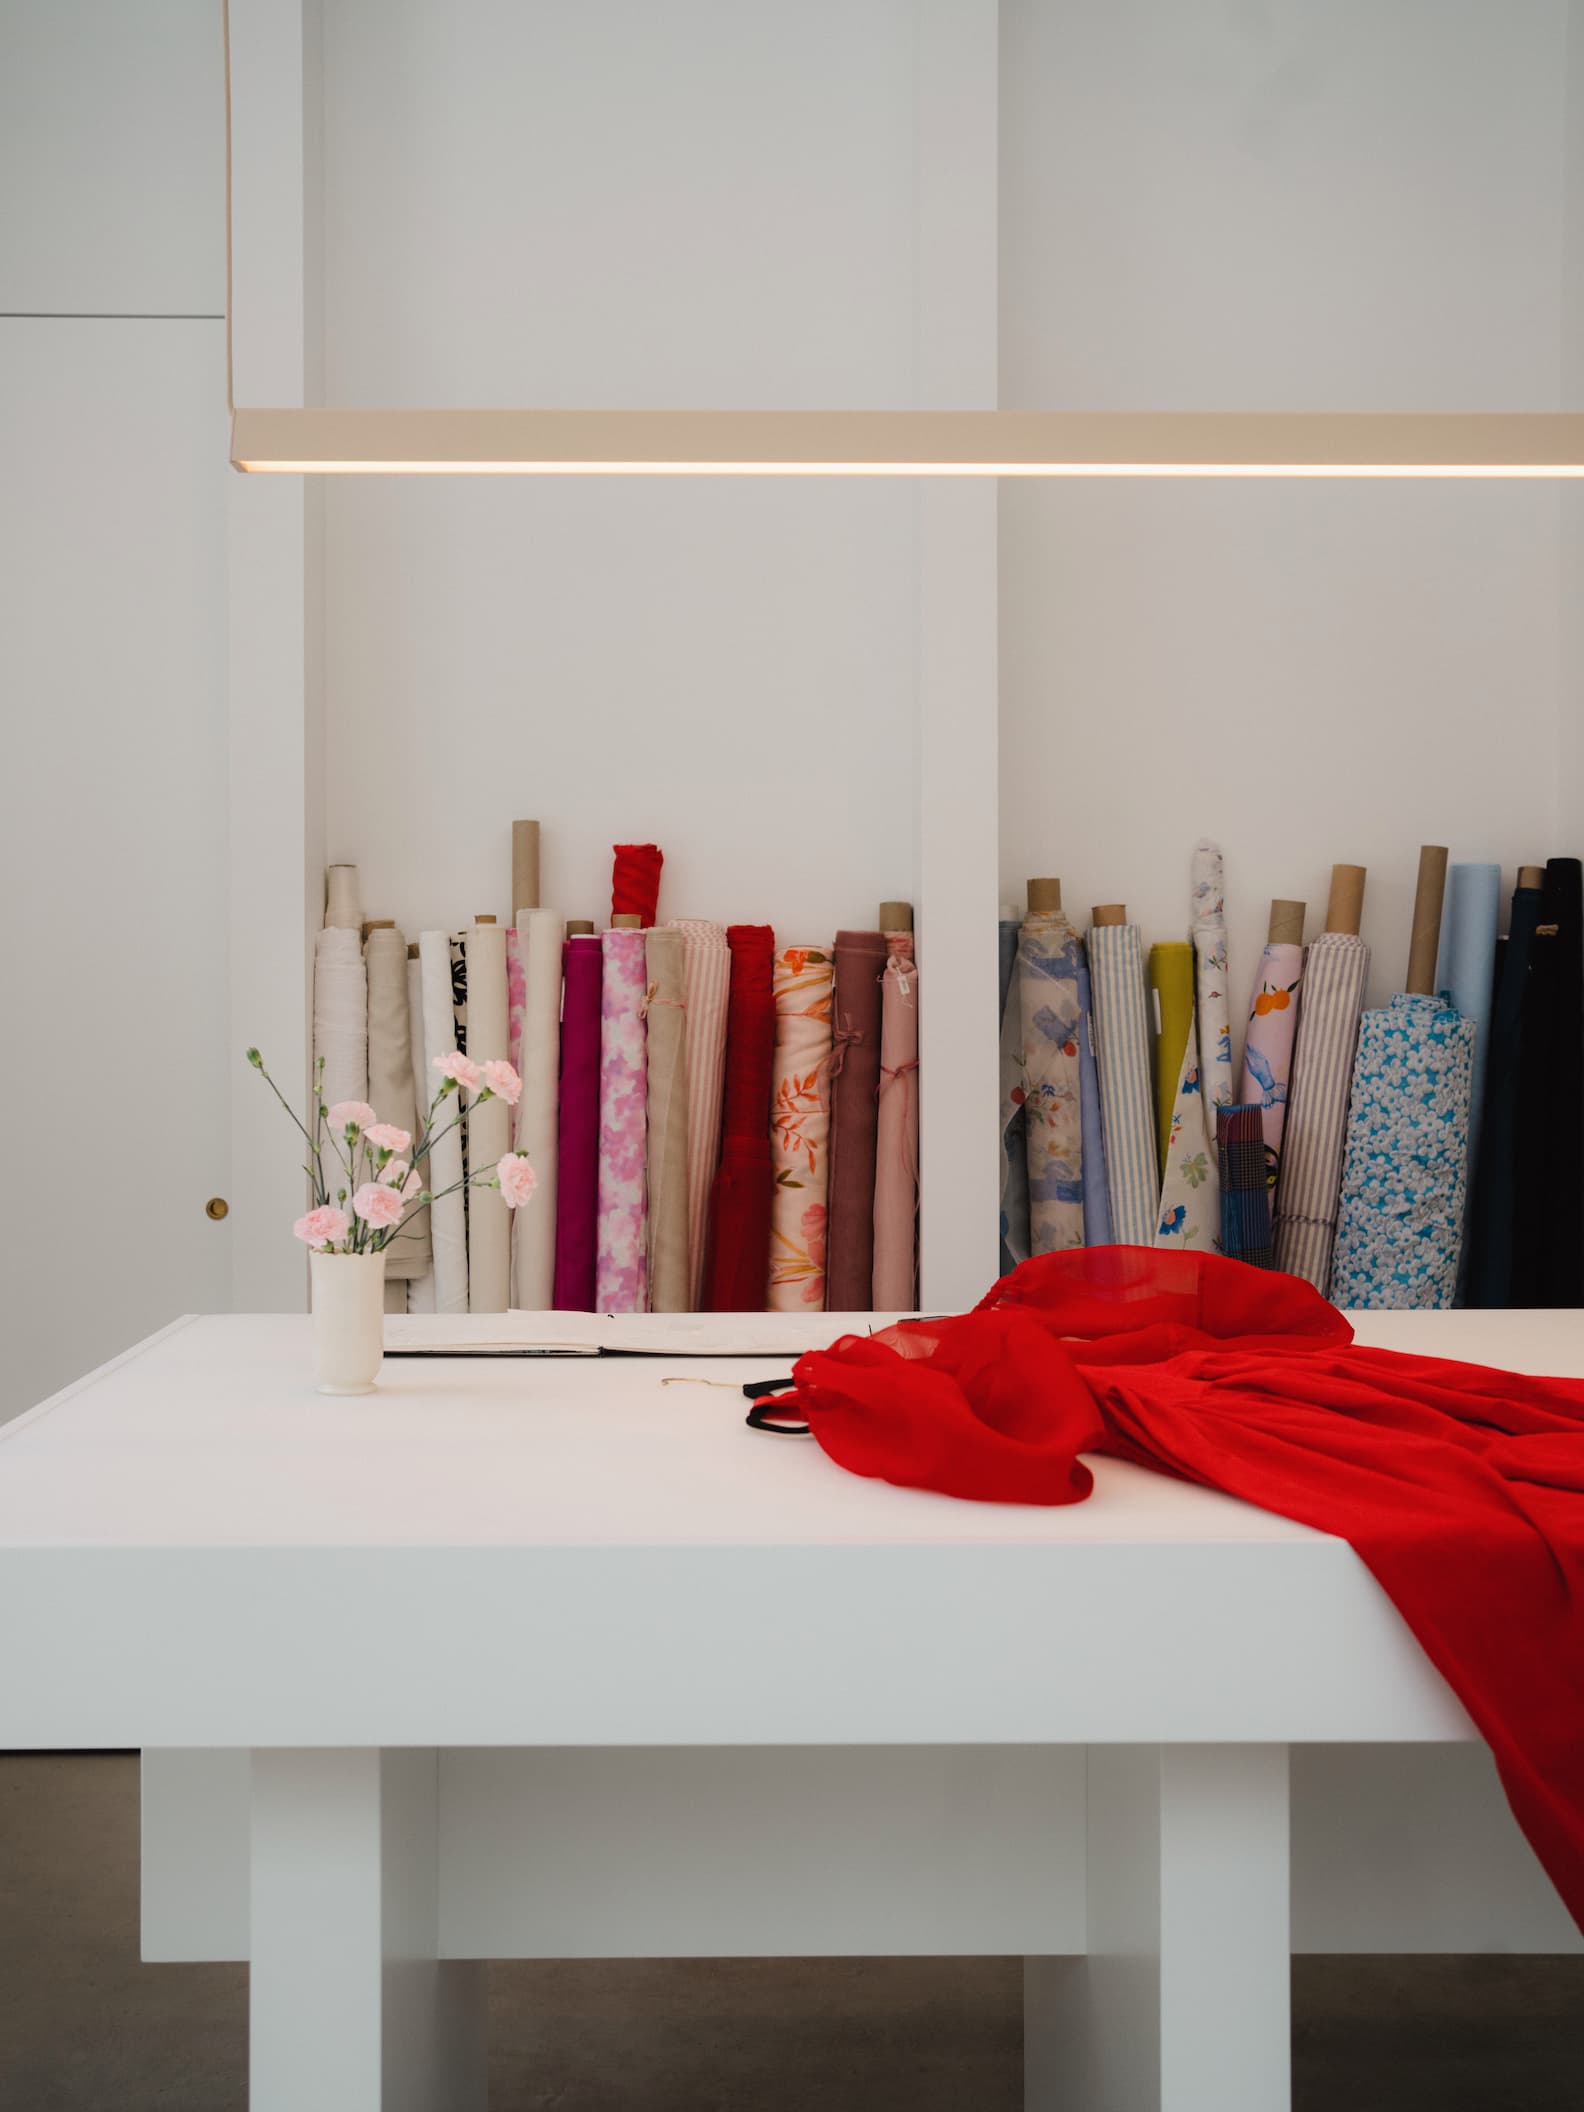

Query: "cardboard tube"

xmin=879 ymin=900 xmax=914 ymax=932
xmin=1405 ymin=846 xmax=1450 ymax=995
xmin=1091 ymin=903 xmax=1126 ymax=927
xmin=474 ymin=913 xmax=497 ymax=925
xmin=1268 ymin=898 xmax=1306 ymax=946
xmin=612 ymin=912 xmax=643 ymax=929
xmin=324 ymin=864 xmax=361 ymax=931
xmin=1519 ymin=864 xmax=1545 ymax=891
xmin=1324 ymin=865 xmax=1367 ymax=936
xmin=512 ymin=819 xmax=541 ymax=915
xmin=1026 ymin=878 xmax=1062 ymax=914
xmin=364 ymin=918 xmax=394 ymax=932
xmin=565 ymin=919 xmax=596 ymax=936
xmin=407 ymin=941 xmax=419 ymax=959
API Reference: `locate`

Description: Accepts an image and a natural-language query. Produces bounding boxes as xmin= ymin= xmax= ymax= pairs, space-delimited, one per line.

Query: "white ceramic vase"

xmin=310 ymin=1249 xmax=386 ymax=1395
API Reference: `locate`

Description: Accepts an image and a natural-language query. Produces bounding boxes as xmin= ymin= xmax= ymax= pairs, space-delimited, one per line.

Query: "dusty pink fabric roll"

xmin=596 ymin=929 xmax=649 ymax=1313
xmin=872 ymin=944 xmax=920 ymax=1310
xmin=667 ymin=918 xmax=730 ymax=1308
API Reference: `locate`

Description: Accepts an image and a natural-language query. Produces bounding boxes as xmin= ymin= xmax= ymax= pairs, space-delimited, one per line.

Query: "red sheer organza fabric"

xmin=782 ymin=1247 xmax=1584 ymax=1933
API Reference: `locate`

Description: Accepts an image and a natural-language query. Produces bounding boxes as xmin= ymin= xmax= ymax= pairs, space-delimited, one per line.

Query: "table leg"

xmin=249 ymin=1748 xmax=486 ymax=2112
xmin=1025 ymin=1744 xmax=1290 ymax=2112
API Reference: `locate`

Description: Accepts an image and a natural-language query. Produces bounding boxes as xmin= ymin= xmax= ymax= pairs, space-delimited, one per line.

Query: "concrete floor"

xmin=1 ymin=1755 xmax=1580 ymax=2109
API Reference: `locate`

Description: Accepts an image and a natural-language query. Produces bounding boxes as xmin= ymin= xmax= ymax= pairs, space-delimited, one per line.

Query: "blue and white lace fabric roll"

xmin=1329 ymin=993 xmax=1475 ymax=1309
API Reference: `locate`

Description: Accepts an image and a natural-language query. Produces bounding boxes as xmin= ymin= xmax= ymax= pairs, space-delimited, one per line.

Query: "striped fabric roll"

xmin=1272 ymin=933 xmax=1370 ymax=1293
xmin=667 ymin=919 xmax=731 ymax=1308
xmin=1086 ymin=921 xmax=1157 ymax=1247
xmin=1218 ymin=1104 xmax=1275 ymax=1267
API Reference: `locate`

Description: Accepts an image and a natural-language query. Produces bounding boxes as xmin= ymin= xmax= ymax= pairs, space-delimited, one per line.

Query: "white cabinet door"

xmin=0 ymin=318 xmax=231 ymax=1420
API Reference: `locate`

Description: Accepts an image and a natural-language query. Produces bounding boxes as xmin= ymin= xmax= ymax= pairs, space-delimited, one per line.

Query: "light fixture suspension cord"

xmin=222 ymin=0 xmax=234 ymax=414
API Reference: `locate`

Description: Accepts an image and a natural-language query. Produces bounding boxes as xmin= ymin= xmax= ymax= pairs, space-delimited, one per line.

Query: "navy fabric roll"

xmin=1523 ymin=859 xmax=1584 ymax=1308
xmin=1466 ymin=879 xmax=1542 ymax=1308
xmin=1218 ymin=1103 xmax=1275 ymax=1268
xmin=998 ymin=916 xmax=1030 ymax=1274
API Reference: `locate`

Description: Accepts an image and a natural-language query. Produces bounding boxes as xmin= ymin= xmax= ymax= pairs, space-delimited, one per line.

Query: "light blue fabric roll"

xmin=1076 ymin=944 xmax=1112 ymax=1247
xmin=1435 ymin=863 xmax=1501 ymax=1180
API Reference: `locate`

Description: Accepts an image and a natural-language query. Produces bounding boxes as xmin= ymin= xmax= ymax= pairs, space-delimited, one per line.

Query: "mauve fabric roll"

xmin=826 ymin=929 xmax=887 ymax=1310
xmin=998 ymin=918 xmax=1030 ymax=1275
xmin=1466 ymin=880 xmax=1542 ymax=1308
xmin=313 ymin=926 xmax=367 ymax=1114
xmin=464 ymin=921 xmax=512 ymax=1314
xmin=1075 ymin=944 xmax=1111 ymax=1247
xmin=667 ymin=918 xmax=731 ymax=1307
xmin=417 ymin=931 xmax=468 ymax=1314
xmin=405 ymin=949 xmax=436 ymax=1312
xmin=768 ymin=945 xmax=835 ymax=1310
xmin=553 ymin=935 xmax=603 ymax=1311
xmin=644 ymin=927 xmax=691 ymax=1314
xmin=364 ymin=924 xmax=427 ymax=1279
xmin=873 ymin=943 xmax=920 ymax=1311
xmin=510 ymin=909 xmax=562 ymax=1311
xmin=704 ymin=925 xmax=776 ymax=1311
xmin=596 ymin=928 xmax=650 ymax=1313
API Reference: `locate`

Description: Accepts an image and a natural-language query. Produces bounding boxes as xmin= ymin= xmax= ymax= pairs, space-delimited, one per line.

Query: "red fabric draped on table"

xmin=777 ymin=1247 xmax=1584 ymax=1933
xmin=703 ymin=924 xmax=777 ymax=1311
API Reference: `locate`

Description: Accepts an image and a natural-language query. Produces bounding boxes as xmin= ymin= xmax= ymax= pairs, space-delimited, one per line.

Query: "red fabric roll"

xmin=703 ymin=924 xmax=777 ymax=1311
xmin=776 ymin=1246 xmax=1584 ymax=1934
xmin=824 ymin=930 xmax=887 ymax=1310
xmin=551 ymin=935 xmax=602 ymax=1311
xmin=611 ymin=843 xmax=664 ymax=926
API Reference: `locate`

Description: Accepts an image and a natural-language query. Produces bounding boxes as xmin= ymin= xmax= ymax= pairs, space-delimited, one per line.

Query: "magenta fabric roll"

xmin=552 ymin=934 xmax=603 ymax=1311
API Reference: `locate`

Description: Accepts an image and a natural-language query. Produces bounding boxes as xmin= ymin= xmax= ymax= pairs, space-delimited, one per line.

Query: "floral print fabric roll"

xmin=596 ymin=928 xmax=650 ymax=1314
xmin=1240 ymin=941 xmax=1304 ymax=1185
xmin=1019 ymin=909 xmax=1085 ymax=1253
xmin=1151 ymin=941 xmax=1219 ymax=1252
xmin=1329 ymin=993 xmax=1475 ymax=1310
xmin=768 ymin=945 xmax=834 ymax=1309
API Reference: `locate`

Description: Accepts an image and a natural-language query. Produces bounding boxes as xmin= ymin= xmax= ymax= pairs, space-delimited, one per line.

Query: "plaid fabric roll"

xmin=1218 ymin=1103 xmax=1275 ymax=1268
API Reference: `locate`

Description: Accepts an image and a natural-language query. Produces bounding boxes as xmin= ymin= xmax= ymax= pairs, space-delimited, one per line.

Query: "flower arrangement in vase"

xmin=247 ymin=1046 xmax=537 ymax=1393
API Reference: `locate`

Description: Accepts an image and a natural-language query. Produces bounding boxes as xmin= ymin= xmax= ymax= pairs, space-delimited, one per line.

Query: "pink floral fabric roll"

xmin=596 ymin=928 xmax=650 ymax=1313
xmin=505 ymin=927 xmax=527 ymax=1080
xmin=767 ymin=945 xmax=834 ymax=1310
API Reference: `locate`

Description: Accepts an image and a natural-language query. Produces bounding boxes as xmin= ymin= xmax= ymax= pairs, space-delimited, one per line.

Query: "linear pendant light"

xmin=230 ymin=407 xmax=1584 ymax=477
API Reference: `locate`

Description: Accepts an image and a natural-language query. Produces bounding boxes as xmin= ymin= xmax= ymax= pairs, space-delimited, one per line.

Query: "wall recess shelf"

xmin=230 ymin=406 xmax=1584 ymax=477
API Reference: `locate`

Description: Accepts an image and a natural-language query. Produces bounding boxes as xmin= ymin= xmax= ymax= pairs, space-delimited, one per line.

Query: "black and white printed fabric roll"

xmin=405 ymin=946 xmax=437 ymax=1312
xmin=1272 ymin=933 xmax=1370 ymax=1294
xmin=418 ymin=930 xmax=468 ymax=1314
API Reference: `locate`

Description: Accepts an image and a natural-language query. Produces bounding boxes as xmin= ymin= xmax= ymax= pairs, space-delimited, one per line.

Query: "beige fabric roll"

xmin=417 ymin=932 xmax=467 ymax=1314
xmin=365 ymin=924 xmax=428 ymax=1279
xmin=644 ymin=928 xmax=692 ymax=1313
xmin=667 ymin=919 xmax=731 ymax=1306
xmin=464 ymin=919 xmax=512 ymax=1313
xmin=405 ymin=950 xmax=437 ymax=1312
xmin=872 ymin=947 xmax=920 ymax=1310
xmin=312 ymin=926 xmax=366 ymax=1115
xmin=510 ymin=909 xmax=563 ymax=1310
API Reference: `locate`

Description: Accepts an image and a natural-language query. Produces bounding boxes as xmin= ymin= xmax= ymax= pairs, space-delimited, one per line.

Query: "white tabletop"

xmin=1 ymin=1307 xmax=1567 ymax=1751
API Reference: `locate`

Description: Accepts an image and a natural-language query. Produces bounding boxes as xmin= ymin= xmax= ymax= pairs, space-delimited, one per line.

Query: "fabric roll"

xmin=767 ymin=945 xmax=835 ymax=1310
xmin=510 ymin=909 xmax=562 ymax=1311
xmin=505 ymin=927 xmax=527 ymax=1081
xmin=667 ymin=919 xmax=731 ymax=1308
xmin=323 ymin=864 xmax=362 ymax=930
xmin=1436 ymin=864 xmax=1501 ymax=1172
xmin=1217 ymin=1104 xmax=1275 ymax=1267
xmin=404 ymin=950 xmax=436 ymax=1312
xmin=1330 ymin=993 xmax=1476 ymax=1310
xmin=596 ymin=928 xmax=650 ymax=1313
xmin=703 ymin=926 xmax=777 ymax=1311
xmin=644 ymin=927 xmax=691 ymax=1313
xmin=1239 ymin=939 xmax=1304 ymax=1187
xmin=1272 ymin=933 xmax=1371 ymax=1294
xmin=463 ymin=922 xmax=512 ymax=1314
xmin=1148 ymin=941 xmax=1195 ymax=1170
xmin=612 ymin=843 xmax=664 ymax=925
xmin=1154 ymin=853 xmax=1231 ymax=1256
xmin=1087 ymin=921 xmax=1157 ymax=1247
xmin=552 ymin=935 xmax=603 ymax=1312
xmin=1074 ymin=946 xmax=1111 ymax=1247
xmin=873 ymin=943 xmax=920 ymax=1310
xmin=826 ymin=929 xmax=888 ymax=1309
xmin=1193 ymin=843 xmax=1236 ymax=1120
xmin=1019 ymin=908 xmax=1085 ymax=1254
xmin=998 ymin=918 xmax=1032 ymax=1275
xmin=416 ymin=932 xmax=468 ymax=1314
xmin=449 ymin=935 xmax=468 ymax=1054
xmin=1465 ymin=881 xmax=1542 ymax=1308
xmin=364 ymin=924 xmax=428 ymax=1279
xmin=312 ymin=926 xmax=367 ymax=1117
xmin=1522 ymin=859 xmax=1584 ymax=1308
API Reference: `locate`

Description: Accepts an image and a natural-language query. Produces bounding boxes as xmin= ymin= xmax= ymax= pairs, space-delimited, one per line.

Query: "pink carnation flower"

xmin=363 ymin=1122 xmax=412 ymax=1154
xmin=293 ymin=1204 xmax=349 ymax=1250
xmin=326 ymin=1100 xmax=377 ymax=1132
xmin=481 ymin=1059 xmax=522 ymax=1107
xmin=382 ymin=1161 xmax=423 ymax=1198
xmin=497 ymin=1152 xmax=537 ymax=1209
xmin=352 ymin=1181 xmax=405 ymax=1229
xmin=433 ymin=1052 xmax=482 ymax=1092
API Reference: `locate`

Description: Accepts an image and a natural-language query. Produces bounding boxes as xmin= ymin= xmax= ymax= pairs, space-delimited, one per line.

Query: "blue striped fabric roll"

xmin=1272 ymin=933 xmax=1370 ymax=1292
xmin=1086 ymin=921 xmax=1157 ymax=1247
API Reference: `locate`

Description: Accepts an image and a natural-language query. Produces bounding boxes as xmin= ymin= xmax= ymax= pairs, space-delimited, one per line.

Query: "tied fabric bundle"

xmin=776 ymin=1246 xmax=1584 ymax=1935
xmin=704 ymin=925 xmax=776 ymax=1311
xmin=611 ymin=843 xmax=664 ymax=927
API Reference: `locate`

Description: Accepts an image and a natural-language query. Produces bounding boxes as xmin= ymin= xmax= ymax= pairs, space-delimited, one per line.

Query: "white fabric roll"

xmin=312 ymin=926 xmax=367 ymax=1120
xmin=405 ymin=950 xmax=437 ymax=1313
xmin=324 ymin=864 xmax=362 ymax=930
xmin=465 ymin=920 xmax=512 ymax=1314
xmin=510 ymin=909 xmax=563 ymax=1310
xmin=667 ymin=919 xmax=730 ymax=1307
xmin=417 ymin=931 xmax=468 ymax=1314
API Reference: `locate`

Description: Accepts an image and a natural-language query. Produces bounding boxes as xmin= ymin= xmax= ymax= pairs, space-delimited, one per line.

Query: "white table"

xmin=1 ymin=1311 xmax=1577 ymax=2111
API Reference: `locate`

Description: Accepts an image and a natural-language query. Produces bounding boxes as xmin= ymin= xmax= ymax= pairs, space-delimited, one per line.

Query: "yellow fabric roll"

xmin=1149 ymin=941 xmax=1196 ymax=1180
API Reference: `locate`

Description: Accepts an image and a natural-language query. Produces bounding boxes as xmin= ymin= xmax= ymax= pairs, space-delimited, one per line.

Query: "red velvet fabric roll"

xmin=703 ymin=924 xmax=777 ymax=1311
xmin=611 ymin=843 xmax=664 ymax=926
xmin=824 ymin=930 xmax=887 ymax=1310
